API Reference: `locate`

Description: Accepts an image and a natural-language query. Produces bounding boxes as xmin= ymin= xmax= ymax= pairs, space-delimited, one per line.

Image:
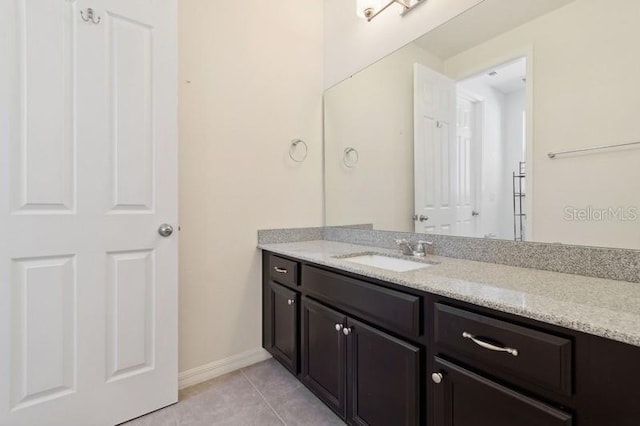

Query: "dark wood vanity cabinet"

xmin=434 ymin=303 xmax=573 ymax=397
xmin=268 ymin=255 xmax=299 ymax=288
xmin=432 ymin=357 xmax=573 ymax=426
xmin=262 ymin=251 xmax=640 ymax=426
xmin=301 ymin=297 xmax=347 ymax=417
xmin=429 ymin=301 xmax=640 ymax=426
xmin=265 ymin=281 xmax=299 ymax=373
xmin=300 ymin=296 xmax=422 ymax=425
xmin=264 ymin=253 xmax=423 ymax=425
xmin=347 ymin=317 xmax=421 ymax=426
xmin=263 ymin=254 xmax=301 ymax=374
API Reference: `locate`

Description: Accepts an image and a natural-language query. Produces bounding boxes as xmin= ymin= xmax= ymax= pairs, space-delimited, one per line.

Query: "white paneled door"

xmin=0 ymin=1 xmax=178 ymax=425
xmin=455 ymin=95 xmax=481 ymax=238
xmin=413 ymin=64 xmax=457 ymax=235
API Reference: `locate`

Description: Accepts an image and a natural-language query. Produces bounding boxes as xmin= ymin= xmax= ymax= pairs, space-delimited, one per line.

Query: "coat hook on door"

xmin=81 ymin=8 xmax=101 ymax=24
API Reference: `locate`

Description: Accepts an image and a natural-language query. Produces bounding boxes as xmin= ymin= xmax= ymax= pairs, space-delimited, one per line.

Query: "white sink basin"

xmin=343 ymin=254 xmax=433 ymax=272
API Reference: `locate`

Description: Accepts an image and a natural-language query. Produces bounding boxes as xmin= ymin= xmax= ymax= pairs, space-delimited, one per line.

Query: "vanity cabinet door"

xmin=432 ymin=357 xmax=573 ymax=426
xmin=346 ymin=318 xmax=421 ymax=426
xmin=301 ymin=297 xmax=347 ymax=419
xmin=266 ymin=282 xmax=299 ymax=373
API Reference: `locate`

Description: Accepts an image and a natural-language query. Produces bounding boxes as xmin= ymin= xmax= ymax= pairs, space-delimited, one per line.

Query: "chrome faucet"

xmin=395 ymin=239 xmax=414 ymax=256
xmin=395 ymin=239 xmax=433 ymax=257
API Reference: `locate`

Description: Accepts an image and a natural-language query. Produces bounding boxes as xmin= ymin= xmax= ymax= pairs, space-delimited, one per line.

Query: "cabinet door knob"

xmin=431 ymin=372 xmax=443 ymax=384
xmin=335 ymin=324 xmax=344 ymax=332
xmin=287 ymin=299 xmax=295 ymax=305
xmin=343 ymin=327 xmax=352 ymax=336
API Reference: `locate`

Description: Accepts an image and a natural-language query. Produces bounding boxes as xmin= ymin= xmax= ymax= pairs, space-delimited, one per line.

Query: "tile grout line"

xmin=241 ymin=369 xmax=287 ymax=426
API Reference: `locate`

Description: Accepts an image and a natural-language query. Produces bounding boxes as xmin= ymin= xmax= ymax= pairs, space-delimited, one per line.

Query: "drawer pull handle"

xmin=462 ymin=332 xmax=519 ymax=357
xmin=273 ymin=267 xmax=288 ymax=274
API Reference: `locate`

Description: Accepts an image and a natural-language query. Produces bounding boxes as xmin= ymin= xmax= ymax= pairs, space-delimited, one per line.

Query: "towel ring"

xmin=289 ymin=139 xmax=308 ymax=163
xmin=343 ymin=147 xmax=359 ymax=168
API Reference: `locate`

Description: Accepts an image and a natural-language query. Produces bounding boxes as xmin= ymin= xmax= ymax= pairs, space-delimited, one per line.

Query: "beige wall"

xmin=178 ymin=0 xmax=324 ymax=373
xmin=325 ymin=45 xmax=443 ymax=231
xmin=445 ymin=0 xmax=640 ymax=248
xmin=324 ymin=0 xmax=484 ymax=88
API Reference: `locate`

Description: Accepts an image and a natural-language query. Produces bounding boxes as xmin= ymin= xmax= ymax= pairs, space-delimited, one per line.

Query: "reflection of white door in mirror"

xmin=455 ymin=93 xmax=481 ymax=237
xmin=413 ymin=64 xmax=457 ymax=235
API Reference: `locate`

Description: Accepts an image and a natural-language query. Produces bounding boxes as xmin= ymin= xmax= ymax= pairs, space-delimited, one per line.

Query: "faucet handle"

xmin=395 ymin=239 xmax=414 ymax=256
xmin=414 ymin=240 xmax=433 ymax=256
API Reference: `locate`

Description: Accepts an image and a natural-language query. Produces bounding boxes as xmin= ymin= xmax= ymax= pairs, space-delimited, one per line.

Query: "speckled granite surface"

xmin=257 ymin=227 xmax=325 ymax=244
xmin=323 ymin=227 xmax=640 ymax=283
xmin=258 ymin=225 xmax=374 ymax=245
xmin=258 ymin=240 xmax=640 ymax=348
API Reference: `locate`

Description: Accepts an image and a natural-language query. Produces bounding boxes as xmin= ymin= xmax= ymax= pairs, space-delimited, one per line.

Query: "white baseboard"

xmin=178 ymin=348 xmax=272 ymax=390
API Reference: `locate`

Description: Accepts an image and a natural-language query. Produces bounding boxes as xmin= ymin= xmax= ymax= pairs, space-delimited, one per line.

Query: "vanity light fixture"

xmin=357 ymin=0 xmax=427 ymax=22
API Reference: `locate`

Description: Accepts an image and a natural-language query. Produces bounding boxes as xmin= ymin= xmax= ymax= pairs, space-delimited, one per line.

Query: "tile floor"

xmin=122 ymin=359 xmax=346 ymax=426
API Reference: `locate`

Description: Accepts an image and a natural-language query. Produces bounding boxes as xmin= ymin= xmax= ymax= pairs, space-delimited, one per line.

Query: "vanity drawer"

xmin=269 ymin=255 xmax=299 ymax=287
xmin=434 ymin=304 xmax=572 ymax=396
xmin=302 ymin=265 xmax=421 ymax=338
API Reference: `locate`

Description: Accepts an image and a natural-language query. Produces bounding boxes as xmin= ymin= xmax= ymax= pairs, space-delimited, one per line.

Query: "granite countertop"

xmin=258 ymin=240 xmax=640 ymax=348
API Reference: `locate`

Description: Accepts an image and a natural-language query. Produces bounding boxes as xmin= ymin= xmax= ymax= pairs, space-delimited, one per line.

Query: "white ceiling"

xmin=461 ymin=57 xmax=527 ymax=94
xmin=415 ymin=0 xmax=577 ymax=59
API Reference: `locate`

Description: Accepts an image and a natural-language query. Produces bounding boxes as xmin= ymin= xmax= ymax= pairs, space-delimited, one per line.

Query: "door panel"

xmin=11 ymin=0 xmax=77 ymax=213
xmin=106 ymin=250 xmax=155 ymax=381
xmin=301 ymin=297 xmax=347 ymax=419
xmin=108 ymin=13 xmax=154 ymax=212
xmin=432 ymin=357 xmax=573 ymax=426
xmin=267 ymin=281 xmax=299 ymax=373
xmin=347 ymin=319 xmax=421 ymax=426
xmin=10 ymin=256 xmax=76 ymax=409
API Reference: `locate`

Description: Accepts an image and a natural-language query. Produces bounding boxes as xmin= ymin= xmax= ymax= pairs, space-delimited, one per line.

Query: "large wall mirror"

xmin=324 ymin=0 xmax=640 ymax=250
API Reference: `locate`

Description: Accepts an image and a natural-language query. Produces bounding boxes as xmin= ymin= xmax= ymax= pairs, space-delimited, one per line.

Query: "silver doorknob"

xmin=419 ymin=215 xmax=429 ymax=222
xmin=158 ymin=224 xmax=174 ymax=237
xmin=335 ymin=324 xmax=344 ymax=332
xmin=343 ymin=327 xmax=352 ymax=336
xmin=431 ymin=373 xmax=443 ymax=384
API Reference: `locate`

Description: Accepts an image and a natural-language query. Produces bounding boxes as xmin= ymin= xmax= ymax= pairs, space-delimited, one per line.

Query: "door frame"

xmin=450 ymin=46 xmax=534 ymax=241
